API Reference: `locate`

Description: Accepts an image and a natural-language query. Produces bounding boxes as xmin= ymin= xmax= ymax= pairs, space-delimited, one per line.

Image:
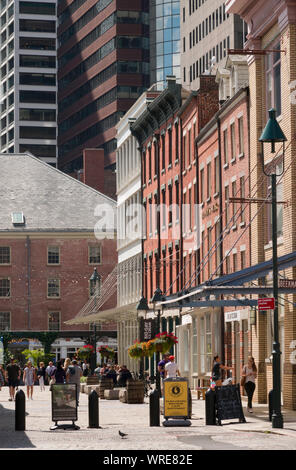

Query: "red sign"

xmin=258 ymin=298 xmax=275 ymax=311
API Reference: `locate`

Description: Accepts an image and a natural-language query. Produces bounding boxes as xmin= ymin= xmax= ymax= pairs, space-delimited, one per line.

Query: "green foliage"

xmin=21 ymin=348 xmax=55 ymax=367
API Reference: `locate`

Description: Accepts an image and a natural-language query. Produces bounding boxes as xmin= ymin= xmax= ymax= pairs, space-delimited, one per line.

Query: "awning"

xmin=64 ymin=302 xmax=138 ymax=325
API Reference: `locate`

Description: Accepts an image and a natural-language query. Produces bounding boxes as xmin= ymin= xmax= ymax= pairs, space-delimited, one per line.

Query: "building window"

xmin=223 ymin=129 xmax=228 ymax=164
xmin=206 ymin=161 xmax=211 ymax=200
xmin=230 ymin=123 xmax=236 ymax=159
xmin=88 ymin=245 xmax=101 ymax=264
xmin=225 ymin=185 xmax=229 ymax=226
xmin=183 ymin=133 xmax=187 ymax=167
xmin=0 ymin=278 xmax=10 ymax=297
xmin=0 ymin=246 xmax=10 ymax=264
xmin=168 ymin=127 xmax=172 ymax=166
xmin=232 ymin=180 xmax=237 ymax=221
xmin=0 ymin=311 xmax=10 ymax=330
xmin=200 ymin=168 xmax=205 ymax=203
xmin=47 ymin=246 xmax=60 ymax=265
xmin=238 ymin=117 xmax=244 ymax=155
xmin=240 ymin=176 xmax=246 ymax=223
xmin=188 ymin=128 xmax=192 ymax=166
xmin=207 ymin=226 xmax=212 ymax=276
xmin=266 ymin=41 xmax=281 ymax=117
xmin=48 ymin=311 xmax=60 ymax=331
xmin=214 ymin=156 xmax=220 ymax=193
xmin=47 ymin=279 xmax=60 ymax=298
xmin=241 ymin=250 xmax=246 ymax=269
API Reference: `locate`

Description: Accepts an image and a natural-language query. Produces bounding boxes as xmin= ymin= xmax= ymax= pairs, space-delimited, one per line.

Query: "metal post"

xmin=88 ymin=389 xmax=100 ymax=428
xmin=156 ymin=310 xmax=161 ymax=397
xmin=149 ymin=389 xmax=160 ymax=426
xmin=271 ymin=173 xmax=283 ymax=428
xmin=15 ymin=389 xmax=26 ymax=431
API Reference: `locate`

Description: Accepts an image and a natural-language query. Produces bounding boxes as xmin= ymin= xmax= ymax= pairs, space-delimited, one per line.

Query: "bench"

xmin=196 ymin=387 xmax=208 ymax=400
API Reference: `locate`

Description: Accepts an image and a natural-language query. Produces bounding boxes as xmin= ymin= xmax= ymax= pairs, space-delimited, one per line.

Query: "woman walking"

xmin=241 ymin=356 xmax=257 ymax=413
xmin=37 ymin=362 xmax=46 ymax=391
xmin=53 ymin=360 xmax=66 ymax=384
xmin=23 ymin=361 xmax=36 ymax=400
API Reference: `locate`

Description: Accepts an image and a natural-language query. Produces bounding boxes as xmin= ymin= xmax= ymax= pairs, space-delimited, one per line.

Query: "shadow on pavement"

xmin=0 ymin=402 xmax=35 ymax=449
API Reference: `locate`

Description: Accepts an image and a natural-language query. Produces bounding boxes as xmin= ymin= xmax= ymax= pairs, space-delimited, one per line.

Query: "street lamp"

xmin=89 ymin=267 xmax=101 ymax=375
xmin=152 ymin=288 xmax=163 ymax=396
xmin=259 ymin=108 xmax=287 ymax=429
xmin=136 ymin=296 xmax=149 ymax=378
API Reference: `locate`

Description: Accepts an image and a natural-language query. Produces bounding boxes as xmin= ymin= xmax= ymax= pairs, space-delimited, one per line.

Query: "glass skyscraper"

xmin=149 ymin=0 xmax=181 ymax=90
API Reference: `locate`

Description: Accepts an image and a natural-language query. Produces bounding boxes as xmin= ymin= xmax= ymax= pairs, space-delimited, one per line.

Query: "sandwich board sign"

xmin=50 ymin=384 xmax=79 ymax=430
xmin=163 ymin=377 xmax=191 ymax=426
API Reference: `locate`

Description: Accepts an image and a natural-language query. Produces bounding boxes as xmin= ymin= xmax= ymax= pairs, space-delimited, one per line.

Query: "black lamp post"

xmin=90 ymin=267 xmax=101 ymax=375
xmin=152 ymin=287 xmax=163 ymax=396
xmin=259 ymin=108 xmax=287 ymax=429
xmin=136 ymin=296 xmax=149 ymax=378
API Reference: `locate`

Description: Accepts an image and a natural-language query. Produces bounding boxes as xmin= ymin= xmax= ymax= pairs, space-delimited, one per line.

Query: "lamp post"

xmin=259 ymin=108 xmax=287 ymax=429
xmin=152 ymin=288 xmax=163 ymax=396
xmin=90 ymin=267 xmax=101 ymax=375
xmin=136 ymin=296 xmax=149 ymax=378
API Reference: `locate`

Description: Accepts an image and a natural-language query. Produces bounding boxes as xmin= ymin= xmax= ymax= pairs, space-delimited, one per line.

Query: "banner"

xmin=163 ymin=378 xmax=189 ymax=419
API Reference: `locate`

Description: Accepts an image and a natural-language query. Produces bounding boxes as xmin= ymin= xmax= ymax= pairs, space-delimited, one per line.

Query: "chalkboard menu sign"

xmin=51 ymin=384 xmax=78 ymax=422
xmin=215 ymin=384 xmax=246 ymax=425
xmin=140 ymin=318 xmax=156 ymax=342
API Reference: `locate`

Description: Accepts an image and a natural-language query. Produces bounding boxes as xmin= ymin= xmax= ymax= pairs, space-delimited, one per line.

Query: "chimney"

xmin=82 ymin=148 xmax=105 ymax=193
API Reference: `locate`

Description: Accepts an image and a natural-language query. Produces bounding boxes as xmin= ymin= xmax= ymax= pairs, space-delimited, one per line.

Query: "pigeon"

xmin=119 ymin=430 xmax=128 ymax=439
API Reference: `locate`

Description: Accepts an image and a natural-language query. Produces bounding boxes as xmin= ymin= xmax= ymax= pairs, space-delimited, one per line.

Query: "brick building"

xmin=195 ymin=55 xmax=251 ymax=385
xmin=227 ymin=0 xmax=296 ymax=409
xmin=0 ymin=153 xmax=117 ymax=360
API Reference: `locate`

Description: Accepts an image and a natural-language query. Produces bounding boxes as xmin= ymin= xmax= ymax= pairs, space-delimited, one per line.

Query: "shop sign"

xmin=51 ymin=384 xmax=78 ymax=422
xmin=225 ymin=310 xmax=249 ymax=322
xmin=163 ymin=377 xmax=189 ymax=419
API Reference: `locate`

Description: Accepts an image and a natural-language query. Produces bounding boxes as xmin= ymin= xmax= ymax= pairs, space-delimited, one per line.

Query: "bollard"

xmin=188 ymin=387 xmax=192 ymax=419
xmin=205 ymin=388 xmax=216 ymax=425
xmin=149 ymin=389 xmax=160 ymax=426
xmin=15 ymin=389 xmax=26 ymax=431
xmin=88 ymin=389 xmax=100 ymax=428
xmin=268 ymin=389 xmax=273 ymax=422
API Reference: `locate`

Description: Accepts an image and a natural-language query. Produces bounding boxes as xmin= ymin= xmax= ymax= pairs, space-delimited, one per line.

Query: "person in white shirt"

xmin=165 ymin=355 xmax=180 ymax=378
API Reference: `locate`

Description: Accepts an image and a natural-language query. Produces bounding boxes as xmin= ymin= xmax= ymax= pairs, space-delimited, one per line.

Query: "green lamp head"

xmin=259 ymin=108 xmax=287 ymax=153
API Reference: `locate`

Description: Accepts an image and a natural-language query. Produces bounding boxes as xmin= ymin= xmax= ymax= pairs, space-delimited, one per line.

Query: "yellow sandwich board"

xmin=163 ymin=378 xmax=189 ymax=419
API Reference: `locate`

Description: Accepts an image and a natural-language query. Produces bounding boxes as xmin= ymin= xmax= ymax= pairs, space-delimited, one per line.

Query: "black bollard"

xmin=205 ymin=388 xmax=216 ymax=425
xmin=88 ymin=389 xmax=100 ymax=428
xmin=149 ymin=389 xmax=160 ymax=426
xmin=15 ymin=389 xmax=26 ymax=431
xmin=188 ymin=387 xmax=192 ymax=418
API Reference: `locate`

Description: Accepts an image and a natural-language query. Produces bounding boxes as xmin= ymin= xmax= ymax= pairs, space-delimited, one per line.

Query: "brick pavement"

xmin=0 ymin=385 xmax=296 ymax=451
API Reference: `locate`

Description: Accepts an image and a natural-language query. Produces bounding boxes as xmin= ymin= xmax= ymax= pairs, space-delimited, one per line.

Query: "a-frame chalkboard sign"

xmin=215 ymin=384 xmax=246 ymax=425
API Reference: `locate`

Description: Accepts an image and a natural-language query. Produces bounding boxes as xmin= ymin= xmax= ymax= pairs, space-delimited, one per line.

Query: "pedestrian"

xmin=164 ymin=355 xmax=180 ymax=378
xmin=211 ymin=355 xmax=232 ymax=387
xmin=46 ymin=361 xmax=56 ymax=385
xmin=66 ymin=359 xmax=82 ymax=406
xmin=82 ymin=359 xmax=89 ymax=377
xmin=105 ymin=365 xmax=117 ymax=385
xmin=37 ymin=361 xmax=46 ymax=391
xmin=5 ymin=357 xmax=21 ymax=401
xmin=158 ymin=353 xmax=170 ymax=379
xmin=23 ymin=361 xmax=37 ymax=400
xmin=63 ymin=357 xmax=71 ymax=375
xmin=53 ymin=360 xmax=66 ymax=384
xmin=241 ymin=356 xmax=257 ymax=413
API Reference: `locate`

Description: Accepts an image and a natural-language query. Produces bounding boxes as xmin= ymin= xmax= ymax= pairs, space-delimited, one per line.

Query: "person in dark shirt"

xmin=117 ymin=365 xmax=132 ymax=387
xmin=6 ymin=357 xmax=21 ymax=401
xmin=211 ymin=355 xmax=232 ymax=387
xmin=53 ymin=360 xmax=66 ymax=384
xmin=105 ymin=365 xmax=117 ymax=385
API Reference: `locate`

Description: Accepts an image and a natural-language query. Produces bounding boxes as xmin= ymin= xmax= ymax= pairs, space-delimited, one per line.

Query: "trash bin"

xmin=205 ymin=388 xmax=216 ymax=425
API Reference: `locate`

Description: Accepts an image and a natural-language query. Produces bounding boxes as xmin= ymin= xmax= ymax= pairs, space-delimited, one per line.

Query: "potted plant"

xmin=77 ymin=344 xmax=94 ymax=361
xmin=142 ymin=340 xmax=155 ymax=358
xmin=128 ymin=341 xmax=145 ymax=360
xmin=98 ymin=345 xmax=115 ymax=360
xmin=153 ymin=332 xmax=178 ymax=353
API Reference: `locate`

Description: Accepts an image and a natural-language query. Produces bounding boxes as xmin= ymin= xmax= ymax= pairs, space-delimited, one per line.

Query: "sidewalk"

xmin=0 ymin=385 xmax=296 ymax=450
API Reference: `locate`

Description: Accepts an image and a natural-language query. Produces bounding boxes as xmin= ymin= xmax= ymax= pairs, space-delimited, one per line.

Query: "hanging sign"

xmin=163 ymin=377 xmax=189 ymax=419
xmin=140 ymin=318 xmax=156 ymax=342
xmin=258 ymin=297 xmax=275 ymax=311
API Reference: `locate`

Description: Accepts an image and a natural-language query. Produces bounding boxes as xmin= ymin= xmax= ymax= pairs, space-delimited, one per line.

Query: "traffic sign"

xmin=258 ymin=297 xmax=275 ymax=310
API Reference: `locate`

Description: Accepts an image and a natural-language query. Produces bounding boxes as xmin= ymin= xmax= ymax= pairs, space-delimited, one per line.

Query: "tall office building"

xmin=181 ymin=0 xmax=246 ymax=89
xmin=57 ymin=0 xmax=150 ymax=178
xmin=0 ymin=0 xmax=58 ymax=165
xmin=149 ymin=0 xmax=181 ymax=90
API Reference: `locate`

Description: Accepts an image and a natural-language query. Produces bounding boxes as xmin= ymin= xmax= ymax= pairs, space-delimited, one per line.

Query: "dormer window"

xmin=11 ymin=212 xmax=25 ymax=225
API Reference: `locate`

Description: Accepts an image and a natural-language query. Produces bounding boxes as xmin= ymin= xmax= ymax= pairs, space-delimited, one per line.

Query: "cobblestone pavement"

xmin=0 ymin=385 xmax=296 ymax=451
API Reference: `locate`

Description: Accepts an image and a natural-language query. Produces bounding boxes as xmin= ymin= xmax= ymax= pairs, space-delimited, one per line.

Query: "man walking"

xmin=165 ymin=355 xmax=180 ymax=378
xmin=66 ymin=359 xmax=82 ymax=406
xmin=45 ymin=361 xmax=56 ymax=385
xmin=6 ymin=357 xmax=21 ymax=401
